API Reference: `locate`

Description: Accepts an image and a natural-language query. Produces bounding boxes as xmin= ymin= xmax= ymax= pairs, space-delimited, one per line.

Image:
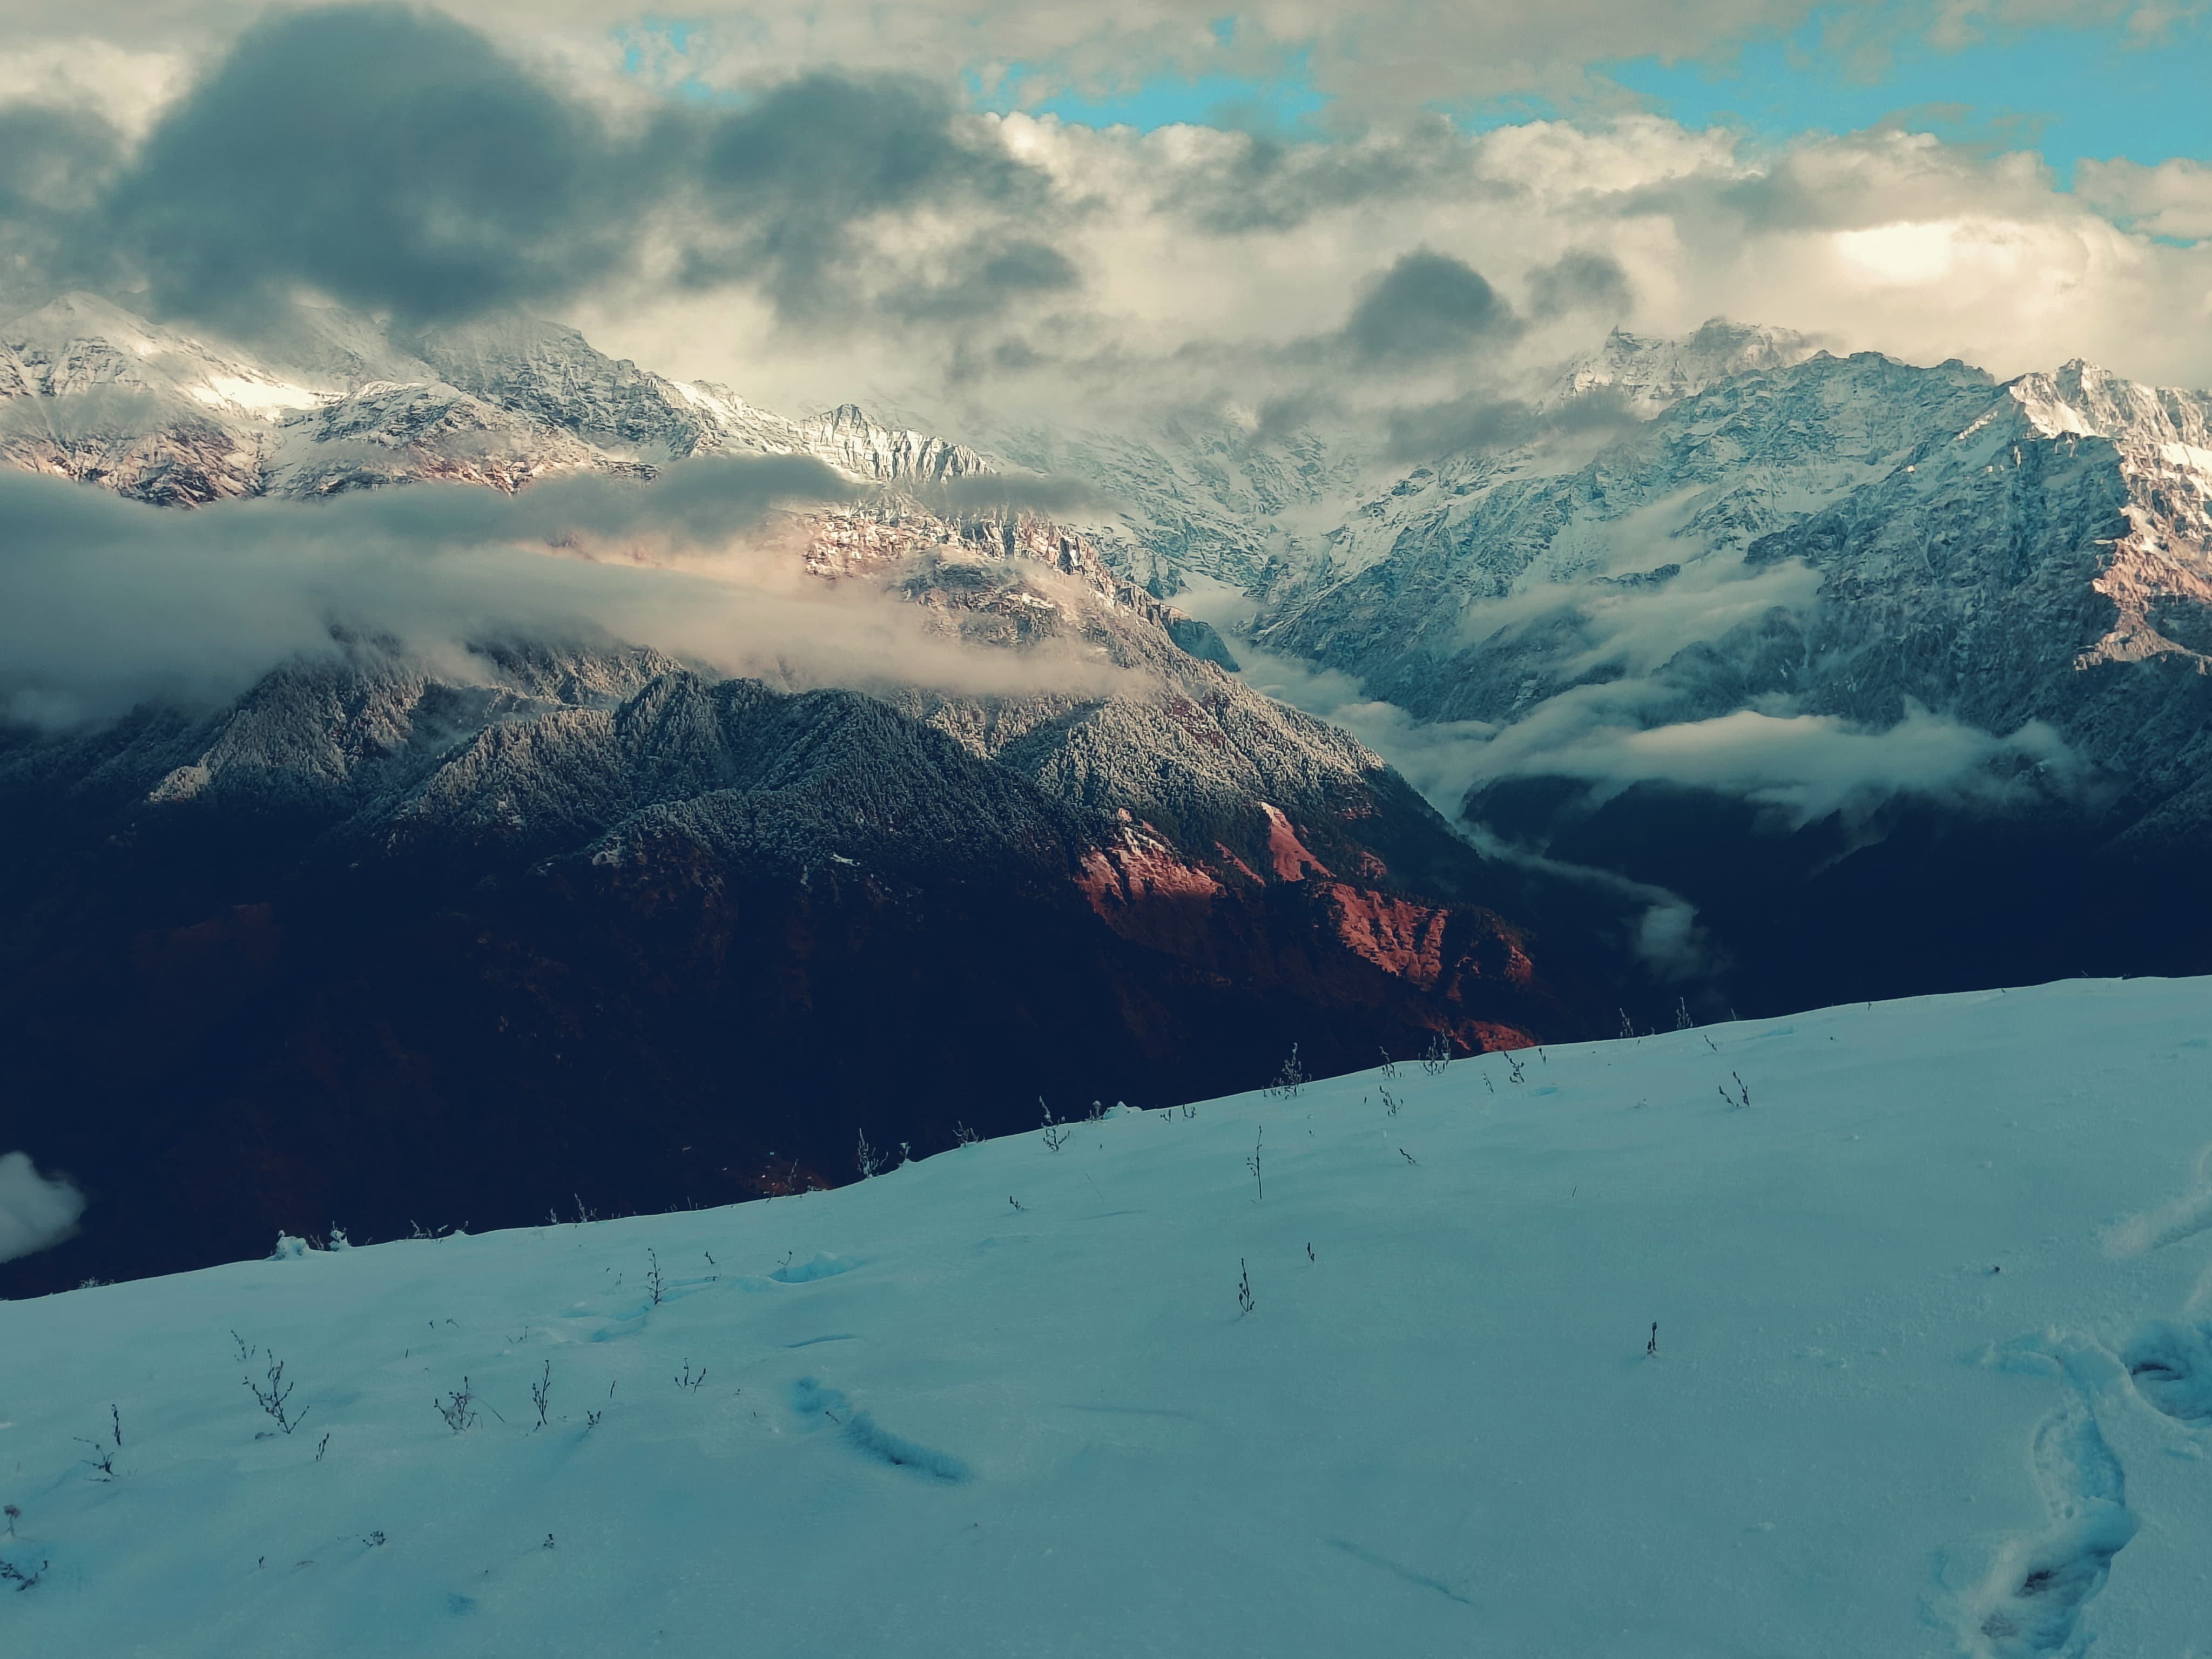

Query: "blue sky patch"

xmin=1601 ymin=9 xmax=2212 ymax=183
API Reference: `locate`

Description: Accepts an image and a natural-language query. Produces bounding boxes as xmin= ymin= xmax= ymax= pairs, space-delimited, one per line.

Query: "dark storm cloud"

xmin=1383 ymin=383 xmax=1643 ymax=461
xmin=1529 ymin=249 xmax=1633 ymax=319
xmin=5 ymin=4 xmax=1060 ymax=335
xmin=0 ymin=103 xmax=126 ymax=300
xmin=1344 ymin=250 xmax=1518 ymax=362
xmin=1382 ymin=393 xmax=1537 ymax=458
xmin=96 ymin=5 xmax=646 ymax=329
xmin=1161 ymin=116 xmax=1487 ymax=235
xmin=682 ymin=73 xmax=1055 ymax=319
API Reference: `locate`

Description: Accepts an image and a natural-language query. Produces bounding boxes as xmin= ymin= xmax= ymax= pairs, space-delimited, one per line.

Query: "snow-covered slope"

xmin=4 ymin=976 xmax=2209 ymax=1655
xmin=0 ymin=295 xmax=987 ymax=503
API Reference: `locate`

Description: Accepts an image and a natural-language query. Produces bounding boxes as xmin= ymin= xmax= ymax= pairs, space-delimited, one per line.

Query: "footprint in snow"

xmin=2121 ymin=1319 xmax=2212 ymax=1426
xmin=790 ymin=1377 xmax=969 ymax=1482
xmin=1965 ymin=1390 xmax=2138 ymax=1656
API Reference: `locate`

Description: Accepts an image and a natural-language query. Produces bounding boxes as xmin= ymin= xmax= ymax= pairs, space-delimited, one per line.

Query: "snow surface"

xmin=3 ymin=978 xmax=2210 ymax=1656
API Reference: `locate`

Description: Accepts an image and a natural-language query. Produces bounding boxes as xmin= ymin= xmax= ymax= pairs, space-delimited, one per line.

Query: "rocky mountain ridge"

xmin=1207 ymin=338 xmax=2212 ymax=1009
xmin=0 ymin=295 xmax=1656 ymax=1294
xmin=0 ymin=293 xmax=987 ymax=506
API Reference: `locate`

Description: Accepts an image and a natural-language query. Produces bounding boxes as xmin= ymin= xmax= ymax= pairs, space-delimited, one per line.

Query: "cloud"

xmin=12 ymin=6 xmax=2212 ymax=473
xmin=1489 ymin=703 xmax=2083 ymax=826
xmin=886 ymin=236 xmax=1082 ymax=322
xmin=1156 ymin=116 xmax=1482 ymax=234
xmin=1171 ymin=583 xmax=1725 ymax=981
xmin=0 ymin=102 xmax=125 ymax=305
xmin=1382 ymin=383 xmax=1646 ymax=460
xmin=917 ymin=473 xmax=1121 ymax=515
xmin=0 ymin=1151 xmax=85 ymax=1264
xmin=1402 ymin=553 xmax=2089 ymax=827
xmin=0 ymin=463 xmax=1136 ymax=729
xmin=1529 ymin=248 xmax=1634 ymax=319
xmin=2077 ymin=156 xmax=2212 ymax=243
xmin=679 ymin=71 xmax=1054 ymax=320
xmin=1344 ymin=250 xmax=1518 ymax=362
xmin=91 ymin=4 xmax=649 ymax=328
xmin=5 ymin=5 xmax=1061 ymax=339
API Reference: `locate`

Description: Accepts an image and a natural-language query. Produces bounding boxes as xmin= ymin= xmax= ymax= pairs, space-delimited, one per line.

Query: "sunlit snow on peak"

xmin=184 ymin=374 xmax=328 ymax=420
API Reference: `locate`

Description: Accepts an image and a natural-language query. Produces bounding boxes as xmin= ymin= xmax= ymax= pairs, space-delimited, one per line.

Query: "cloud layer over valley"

xmin=0 ymin=462 xmax=1134 ymax=729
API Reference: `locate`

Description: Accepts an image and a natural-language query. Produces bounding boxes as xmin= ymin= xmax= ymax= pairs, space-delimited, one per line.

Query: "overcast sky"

xmin=3 ymin=0 xmax=2210 ymax=424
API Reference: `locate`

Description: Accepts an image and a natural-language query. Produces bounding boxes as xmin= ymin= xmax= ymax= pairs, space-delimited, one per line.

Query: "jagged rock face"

xmin=0 ymin=633 xmax=1627 ymax=1296
xmin=1263 ymin=348 xmax=2212 ymax=777
xmin=970 ymin=411 xmax=1371 ymax=597
xmin=926 ymin=320 xmax=1814 ymax=601
xmin=1260 ymin=351 xmax=2008 ymax=723
xmin=1546 ymin=319 xmax=1817 ymax=416
xmin=408 ymin=314 xmax=989 ymax=484
xmin=0 ymin=294 xmax=987 ymax=504
xmin=1225 ymin=340 xmax=2212 ymax=1011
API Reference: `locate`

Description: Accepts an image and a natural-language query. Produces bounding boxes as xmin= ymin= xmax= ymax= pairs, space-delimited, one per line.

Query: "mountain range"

xmin=14 ymin=287 xmax=2212 ymax=1289
xmin=948 ymin=323 xmax=2212 ymax=1013
xmin=0 ymin=294 xmax=1650 ymax=1294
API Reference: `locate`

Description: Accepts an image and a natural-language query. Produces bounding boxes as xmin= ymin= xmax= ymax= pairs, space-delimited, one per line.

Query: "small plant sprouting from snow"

xmin=0 ymin=1555 xmax=48 ymax=1593
xmin=75 ymin=1433 xmax=116 ymax=1481
xmin=1421 ymin=1032 xmax=1451 ymax=1075
xmin=1039 ymin=1099 xmax=1070 ymax=1153
xmin=1718 ymin=1072 xmax=1751 ymax=1110
xmin=244 ymin=1348 xmax=309 ymax=1437
xmin=855 ymin=1129 xmax=885 ymax=1179
xmin=1266 ymin=1043 xmax=1305 ymax=1099
xmin=434 ymin=1378 xmax=480 ymax=1434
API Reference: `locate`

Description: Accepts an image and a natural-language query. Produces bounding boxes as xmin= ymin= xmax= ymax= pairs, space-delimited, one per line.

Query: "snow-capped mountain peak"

xmin=0 ymin=293 xmax=994 ymax=505
xmin=1546 ymin=317 xmax=1820 ymax=415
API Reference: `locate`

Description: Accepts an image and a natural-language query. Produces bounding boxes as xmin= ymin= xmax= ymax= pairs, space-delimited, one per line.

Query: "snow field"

xmin=3 ymin=977 xmax=2210 ymax=1656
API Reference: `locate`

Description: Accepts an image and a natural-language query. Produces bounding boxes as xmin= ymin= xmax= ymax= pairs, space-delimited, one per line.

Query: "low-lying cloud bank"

xmin=0 ymin=463 xmax=1131 ymax=729
xmin=0 ymin=1151 xmax=85 ymax=1265
xmin=1208 ymin=539 xmax=2086 ymax=834
xmin=1486 ymin=704 xmax=2082 ymax=825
